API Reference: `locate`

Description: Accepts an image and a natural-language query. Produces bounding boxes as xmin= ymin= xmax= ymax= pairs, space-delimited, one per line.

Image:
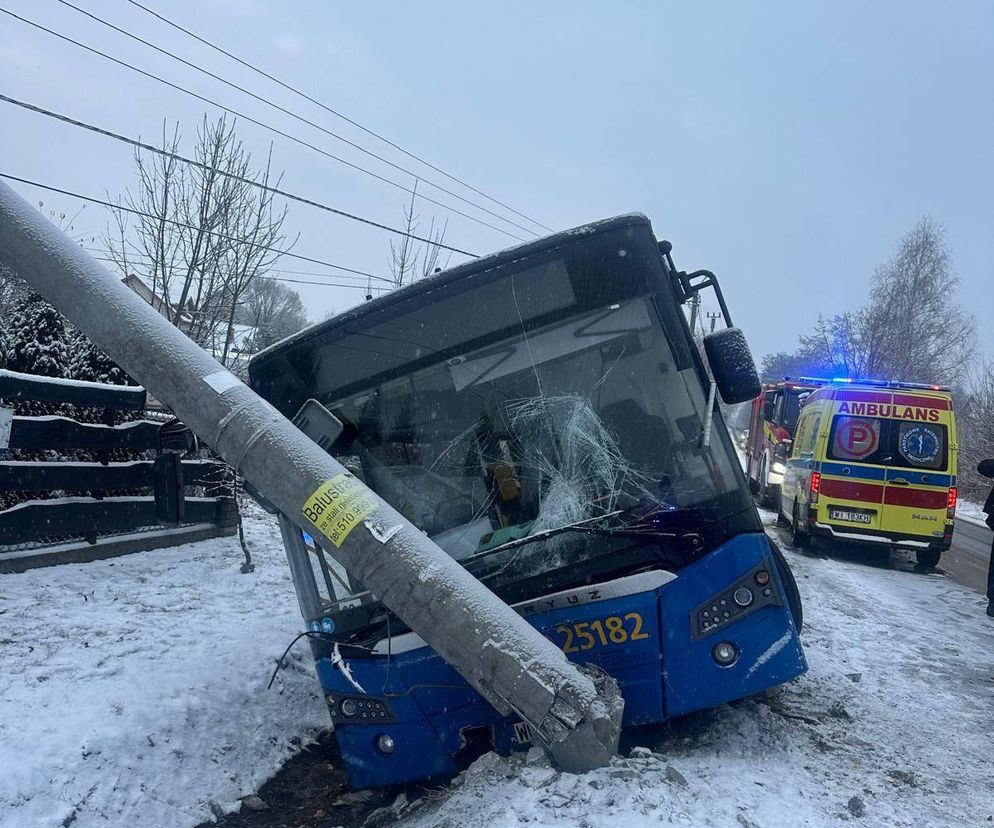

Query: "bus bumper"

xmin=314 ymin=532 xmax=807 ymax=790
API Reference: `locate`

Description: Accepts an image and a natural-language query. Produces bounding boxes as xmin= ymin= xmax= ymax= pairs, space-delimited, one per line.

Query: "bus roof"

xmin=250 ymin=213 xmax=653 ymax=372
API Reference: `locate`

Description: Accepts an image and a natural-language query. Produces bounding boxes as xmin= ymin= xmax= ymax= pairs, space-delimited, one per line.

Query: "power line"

xmin=0 ymin=7 xmax=525 ymax=243
xmin=54 ymin=0 xmax=540 ymax=239
xmin=82 ymin=246 xmax=371 ymax=283
xmin=90 ymin=253 xmax=370 ymax=291
xmin=125 ymin=0 xmax=553 ymax=234
xmin=0 ymin=172 xmax=399 ymax=282
xmin=0 ymin=93 xmax=475 ymax=257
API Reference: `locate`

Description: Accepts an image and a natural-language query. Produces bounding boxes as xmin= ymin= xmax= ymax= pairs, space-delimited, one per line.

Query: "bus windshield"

xmin=251 ymin=218 xmax=754 ymax=605
xmin=330 ymin=296 xmax=737 ymax=573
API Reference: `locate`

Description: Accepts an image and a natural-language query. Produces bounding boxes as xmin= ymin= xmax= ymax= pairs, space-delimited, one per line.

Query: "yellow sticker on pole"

xmin=302 ymin=474 xmax=379 ymax=548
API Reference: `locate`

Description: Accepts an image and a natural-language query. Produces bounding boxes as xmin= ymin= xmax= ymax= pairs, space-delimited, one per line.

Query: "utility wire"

xmin=82 ymin=246 xmax=374 ymax=283
xmin=0 ymin=93 xmax=475 ymax=257
xmin=125 ymin=0 xmax=553 ymax=234
xmin=0 ymin=172 xmax=399 ymax=282
xmin=55 ymin=0 xmax=539 ymax=238
xmin=0 ymin=7 xmax=522 ymax=243
xmin=91 ymin=253 xmax=371 ymax=291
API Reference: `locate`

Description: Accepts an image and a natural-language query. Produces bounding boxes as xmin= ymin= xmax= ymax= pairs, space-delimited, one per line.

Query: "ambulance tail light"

xmin=947 ymin=486 xmax=957 ymax=518
xmin=809 ymin=472 xmax=821 ymax=505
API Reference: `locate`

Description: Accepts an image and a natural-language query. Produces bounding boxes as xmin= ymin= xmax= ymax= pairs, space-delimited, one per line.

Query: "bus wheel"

xmin=768 ymin=538 xmax=803 ymax=633
xmin=790 ymin=504 xmax=810 ymax=549
xmin=916 ymin=549 xmax=941 ymax=569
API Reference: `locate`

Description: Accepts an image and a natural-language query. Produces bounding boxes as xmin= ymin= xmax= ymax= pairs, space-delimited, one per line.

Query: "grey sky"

xmin=2 ymin=0 xmax=991 ymax=367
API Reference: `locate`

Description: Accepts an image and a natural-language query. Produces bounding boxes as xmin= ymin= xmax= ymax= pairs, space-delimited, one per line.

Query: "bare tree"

xmin=105 ymin=115 xmax=293 ymax=366
xmin=239 ymin=278 xmax=309 ymax=353
xmin=864 ymin=217 xmax=976 ymax=383
xmin=958 ymin=361 xmax=994 ymax=502
xmin=387 ymin=179 xmax=451 ymax=289
xmin=765 ymin=217 xmax=977 ymax=387
xmin=106 ymin=122 xmax=184 ymax=321
xmin=216 ymin=146 xmax=293 ymax=365
xmin=174 ymin=116 xmax=244 ymax=330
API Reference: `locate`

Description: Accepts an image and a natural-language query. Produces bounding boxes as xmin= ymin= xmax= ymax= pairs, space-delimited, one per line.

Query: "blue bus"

xmin=248 ymin=214 xmax=806 ymax=790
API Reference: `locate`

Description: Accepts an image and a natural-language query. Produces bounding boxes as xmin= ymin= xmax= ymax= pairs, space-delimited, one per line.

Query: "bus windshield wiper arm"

xmin=473 ymin=509 xmax=701 ymax=559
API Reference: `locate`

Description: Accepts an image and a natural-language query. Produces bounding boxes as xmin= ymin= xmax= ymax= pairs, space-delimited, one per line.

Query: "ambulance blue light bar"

xmin=797 ymin=376 xmax=950 ymax=392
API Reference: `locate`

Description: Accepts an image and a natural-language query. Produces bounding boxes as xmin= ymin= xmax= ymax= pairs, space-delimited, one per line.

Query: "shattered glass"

xmin=324 ymin=294 xmax=738 ymax=585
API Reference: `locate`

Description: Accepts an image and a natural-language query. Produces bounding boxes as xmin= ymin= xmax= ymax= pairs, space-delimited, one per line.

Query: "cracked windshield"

xmin=0 ymin=3 xmax=991 ymax=828
xmin=327 ymin=293 xmax=735 ymax=575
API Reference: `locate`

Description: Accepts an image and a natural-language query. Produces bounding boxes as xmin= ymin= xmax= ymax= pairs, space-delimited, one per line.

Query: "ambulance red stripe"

xmin=883 ymin=487 xmax=948 ymax=509
xmin=892 ymin=394 xmax=949 ymax=410
xmin=820 ymin=479 xmax=884 ymax=504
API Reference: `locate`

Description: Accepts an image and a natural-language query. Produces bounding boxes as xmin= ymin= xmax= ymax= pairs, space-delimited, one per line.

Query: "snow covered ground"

xmin=3 ymin=504 xmax=994 ymax=827
xmin=957 ymin=498 xmax=989 ymax=528
xmin=0 ymin=502 xmax=328 ymax=828
xmin=401 ymin=509 xmax=994 ymax=828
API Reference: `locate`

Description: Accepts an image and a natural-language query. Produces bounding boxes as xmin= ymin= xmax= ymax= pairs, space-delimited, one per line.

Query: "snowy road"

xmin=2 ymin=506 xmax=993 ymax=827
xmin=943 ymin=517 xmax=993 ymax=595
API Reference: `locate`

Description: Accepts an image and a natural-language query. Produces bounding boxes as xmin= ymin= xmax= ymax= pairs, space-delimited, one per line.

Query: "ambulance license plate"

xmin=829 ymin=507 xmax=873 ymax=524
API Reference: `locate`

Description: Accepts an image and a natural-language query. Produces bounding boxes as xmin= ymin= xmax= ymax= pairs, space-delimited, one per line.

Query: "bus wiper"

xmin=474 ymin=509 xmax=702 ymax=559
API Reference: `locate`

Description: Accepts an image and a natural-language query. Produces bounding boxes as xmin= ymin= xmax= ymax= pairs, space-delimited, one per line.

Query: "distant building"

xmin=120 ymin=274 xmax=194 ymax=332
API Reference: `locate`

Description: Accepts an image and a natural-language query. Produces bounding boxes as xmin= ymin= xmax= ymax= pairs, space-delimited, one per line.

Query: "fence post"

xmin=0 ymin=178 xmax=622 ymax=773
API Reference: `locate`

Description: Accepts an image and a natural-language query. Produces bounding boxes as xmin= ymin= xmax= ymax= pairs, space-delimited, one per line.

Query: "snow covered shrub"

xmin=4 ymin=292 xmax=70 ymax=378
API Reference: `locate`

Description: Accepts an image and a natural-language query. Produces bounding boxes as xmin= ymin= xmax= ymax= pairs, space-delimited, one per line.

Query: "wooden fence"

xmin=0 ymin=369 xmax=238 ymax=573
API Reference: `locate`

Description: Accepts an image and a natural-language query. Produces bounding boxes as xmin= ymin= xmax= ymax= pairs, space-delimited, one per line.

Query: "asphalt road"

xmin=941 ymin=517 xmax=992 ymax=595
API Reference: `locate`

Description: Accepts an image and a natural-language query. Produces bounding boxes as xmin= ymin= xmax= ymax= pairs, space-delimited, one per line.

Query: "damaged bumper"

xmin=316 ymin=531 xmax=807 ymax=790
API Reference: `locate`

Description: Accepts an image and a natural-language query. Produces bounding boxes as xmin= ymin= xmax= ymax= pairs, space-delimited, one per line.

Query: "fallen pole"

xmin=0 ymin=179 xmax=622 ymax=772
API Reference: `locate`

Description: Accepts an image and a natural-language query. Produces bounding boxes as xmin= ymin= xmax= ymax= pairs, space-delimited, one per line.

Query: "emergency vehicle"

xmin=779 ymin=378 xmax=957 ymax=567
xmin=745 ymin=380 xmax=819 ymax=507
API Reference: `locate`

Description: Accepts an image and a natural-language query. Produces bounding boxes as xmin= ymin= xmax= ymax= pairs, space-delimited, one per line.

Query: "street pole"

xmin=0 ymin=179 xmax=622 ymax=773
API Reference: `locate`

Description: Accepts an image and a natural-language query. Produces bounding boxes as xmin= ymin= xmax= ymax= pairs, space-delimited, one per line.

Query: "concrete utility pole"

xmin=0 ymin=179 xmax=622 ymax=773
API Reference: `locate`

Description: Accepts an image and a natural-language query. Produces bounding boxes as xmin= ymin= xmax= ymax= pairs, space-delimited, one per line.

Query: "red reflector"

xmin=810 ymin=472 xmax=821 ymax=495
xmin=947 ymin=487 xmax=957 ymax=510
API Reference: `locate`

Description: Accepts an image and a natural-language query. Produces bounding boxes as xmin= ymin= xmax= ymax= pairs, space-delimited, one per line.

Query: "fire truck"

xmin=745 ymin=380 xmax=819 ymax=507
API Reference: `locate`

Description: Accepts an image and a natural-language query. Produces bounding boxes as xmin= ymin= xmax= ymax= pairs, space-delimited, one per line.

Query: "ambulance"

xmin=779 ymin=378 xmax=957 ymax=567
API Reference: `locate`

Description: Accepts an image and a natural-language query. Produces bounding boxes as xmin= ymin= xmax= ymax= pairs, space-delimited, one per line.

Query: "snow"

xmin=0 ymin=501 xmax=328 ymax=828
xmin=4 ymin=501 xmax=994 ymax=826
xmin=402 ymin=509 xmax=994 ymax=827
xmin=0 ymin=368 xmax=145 ymax=395
xmin=957 ymin=498 xmax=989 ymax=528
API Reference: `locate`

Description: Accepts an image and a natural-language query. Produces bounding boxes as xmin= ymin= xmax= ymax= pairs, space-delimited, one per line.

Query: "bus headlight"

xmin=733 ymin=587 xmax=754 ymax=607
xmin=712 ymin=641 xmax=739 ymax=667
xmin=340 ymin=698 xmax=358 ymax=717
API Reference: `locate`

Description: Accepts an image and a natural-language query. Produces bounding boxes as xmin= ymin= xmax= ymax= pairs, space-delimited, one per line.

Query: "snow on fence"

xmin=0 ymin=369 xmax=238 ymax=572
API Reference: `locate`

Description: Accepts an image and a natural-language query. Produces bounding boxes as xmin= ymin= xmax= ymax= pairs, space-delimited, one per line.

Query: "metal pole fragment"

xmin=0 ymin=179 xmax=622 ymax=772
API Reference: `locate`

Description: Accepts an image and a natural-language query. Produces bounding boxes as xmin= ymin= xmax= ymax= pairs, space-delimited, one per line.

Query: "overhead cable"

xmin=0 ymin=7 xmax=523 ymax=243
xmin=0 ymin=93 xmax=475 ymax=257
xmin=125 ymin=0 xmax=553 ymax=233
xmin=55 ymin=0 xmax=540 ymax=237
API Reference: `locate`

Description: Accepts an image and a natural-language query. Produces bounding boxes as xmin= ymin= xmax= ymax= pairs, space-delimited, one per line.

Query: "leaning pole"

xmin=0 ymin=179 xmax=622 ymax=773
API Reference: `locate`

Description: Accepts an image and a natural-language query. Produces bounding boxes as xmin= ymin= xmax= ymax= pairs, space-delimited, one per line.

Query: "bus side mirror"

xmin=978 ymin=459 xmax=994 ymax=479
xmin=703 ymin=327 xmax=762 ymax=405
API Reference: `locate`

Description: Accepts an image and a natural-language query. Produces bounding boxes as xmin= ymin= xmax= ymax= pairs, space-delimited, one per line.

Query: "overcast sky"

xmin=2 ymin=1 xmax=991 ymax=367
